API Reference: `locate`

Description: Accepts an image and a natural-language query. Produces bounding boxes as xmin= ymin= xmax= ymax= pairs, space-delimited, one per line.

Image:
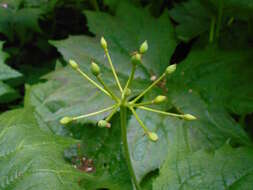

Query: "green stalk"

xmin=129 ymin=107 xmax=149 ymax=134
xmin=96 ymin=75 xmax=119 ymax=102
xmin=131 ymin=72 xmax=166 ymax=104
xmin=138 ymin=106 xmax=185 ymax=119
xmin=133 ymin=101 xmax=154 ymax=107
xmin=105 ymin=49 xmax=123 ymax=92
xmin=216 ymin=0 xmax=224 ymax=39
xmin=122 ymin=64 xmax=136 ymax=100
xmin=76 ymin=67 xmax=111 ymax=97
xmin=120 ymin=106 xmax=141 ymax=190
xmin=105 ymin=105 xmax=119 ymax=122
xmin=73 ymin=105 xmax=116 ymax=120
xmin=209 ymin=16 xmax=216 ymax=43
xmin=90 ymin=0 xmax=99 ymax=11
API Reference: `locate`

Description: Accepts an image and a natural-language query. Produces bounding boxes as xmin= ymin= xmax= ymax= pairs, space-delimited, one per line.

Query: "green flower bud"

xmin=91 ymin=62 xmax=100 ymax=76
xmin=153 ymin=95 xmax=167 ymax=104
xmin=100 ymin=37 xmax=107 ymax=49
xmin=98 ymin=120 xmax=111 ymax=128
xmin=60 ymin=117 xmax=73 ymax=125
xmin=131 ymin=53 xmax=142 ymax=65
xmin=166 ymin=64 xmax=177 ymax=74
xmin=69 ymin=59 xmax=79 ymax=70
xmin=125 ymin=88 xmax=131 ymax=97
xmin=139 ymin=40 xmax=148 ymax=54
xmin=147 ymin=131 xmax=159 ymax=142
xmin=183 ymin=114 xmax=197 ymax=121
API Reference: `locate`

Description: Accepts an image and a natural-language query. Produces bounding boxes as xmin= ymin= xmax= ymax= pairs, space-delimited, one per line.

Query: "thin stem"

xmin=120 ymin=106 xmax=141 ymax=190
xmin=131 ymin=72 xmax=166 ymax=104
xmin=90 ymin=0 xmax=99 ymax=11
xmin=122 ymin=64 xmax=136 ymax=99
xmin=73 ymin=105 xmax=116 ymax=120
xmin=105 ymin=105 xmax=120 ymax=122
xmin=96 ymin=75 xmax=119 ymax=102
xmin=104 ymin=49 xmax=123 ymax=92
xmin=129 ymin=107 xmax=149 ymax=133
xmin=209 ymin=16 xmax=216 ymax=43
xmin=75 ymin=68 xmax=111 ymax=97
xmin=216 ymin=0 xmax=223 ymax=39
xmin=133 ymin=101 xmax=154 ymax=107
xmin=138 ymin=106 xmax=186 ymax=119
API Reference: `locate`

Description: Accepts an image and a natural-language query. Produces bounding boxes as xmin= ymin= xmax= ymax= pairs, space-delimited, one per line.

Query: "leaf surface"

xmin=153 ymin=144 xmax=253 ymax=190
xmin=0 ymin=108 xmax=88 ymax=190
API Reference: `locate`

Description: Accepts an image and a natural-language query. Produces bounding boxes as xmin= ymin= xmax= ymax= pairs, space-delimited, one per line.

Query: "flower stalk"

xmin=60 ymin=37 xmax=197 ymax=189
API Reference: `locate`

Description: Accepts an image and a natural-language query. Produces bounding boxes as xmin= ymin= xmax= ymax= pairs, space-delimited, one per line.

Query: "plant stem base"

xmin=120 ymin=106 xmax=141 ymax=190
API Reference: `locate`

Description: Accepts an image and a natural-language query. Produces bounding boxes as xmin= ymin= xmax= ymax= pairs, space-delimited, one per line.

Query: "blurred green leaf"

xmin=0 ymin=41 xmax=22 ymax=103
xmin=169 ymin=0 xmax=211 ymax=41
xmin=170 ymin=0 xmax=253 ymax=42
xmin=0 ymin=81 xmax=19 ymax=103
xmin=0 ymin=6 xmax=42 ymax=43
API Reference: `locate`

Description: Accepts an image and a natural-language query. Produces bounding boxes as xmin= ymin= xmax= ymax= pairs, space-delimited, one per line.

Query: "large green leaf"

xmin=0 ymin=108 xmax=86 ymax=190
xmin=153 ymin=144 xmax=253 ymax=190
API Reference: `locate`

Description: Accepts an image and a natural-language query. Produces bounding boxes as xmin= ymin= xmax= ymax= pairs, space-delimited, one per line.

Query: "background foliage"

xmin=0 ymin=0 xmax=253 ymax=189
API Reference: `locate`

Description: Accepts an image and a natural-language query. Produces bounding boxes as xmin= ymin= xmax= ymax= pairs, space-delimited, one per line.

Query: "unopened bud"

xmin=147 ymin=131 xmax=159 ymax=142
xmin=183 ymin=114 xmax=197 ymax=121
xmin=98 ymin=120 xmax=111 ymax=128
xmin=153 ymin=95 xmax=167 ymax=104
xmin=100 ymin=37 xmax=107 ymax=49
xmin=60 ymin=117 xmax=73 ymax=124
xmin=69 ymin=59 xmax=79 ymax=70
xmin=131 ymin=53 xmax=142 ymax=65
xmin=91 ymin=62 xmax=100 ymax=76
xmin=166 ymin=64 xmax=176 ymax=74
xmin=139 ymin=40 xmax=148 ymax=54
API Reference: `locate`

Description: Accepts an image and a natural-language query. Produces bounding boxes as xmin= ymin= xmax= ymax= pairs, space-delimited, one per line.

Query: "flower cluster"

xmin=60 ymin=37 xmax=196 ymax=142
